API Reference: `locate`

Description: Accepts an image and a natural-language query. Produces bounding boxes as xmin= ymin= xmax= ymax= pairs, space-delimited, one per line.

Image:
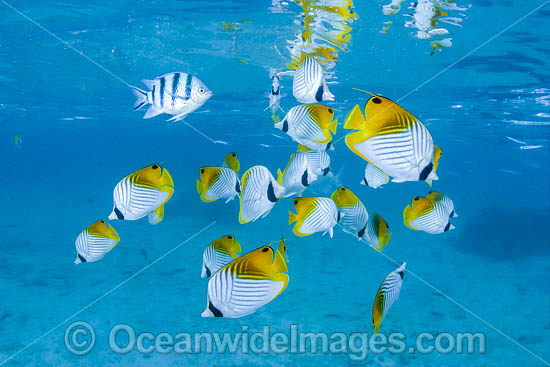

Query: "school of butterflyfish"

xmin=71 ymin=0 xmax=460 ymax=331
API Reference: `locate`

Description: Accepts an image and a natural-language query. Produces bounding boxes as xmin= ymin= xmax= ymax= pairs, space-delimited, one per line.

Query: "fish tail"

xmin=343 ymin=104 xmax=367 ymax=130
xmin=276 ymin=169 xmax=284 ymax=185
xmin=328 ymin=118 xmax=338 ymax=135
xmin=288 ymin=211 xmax=297 ymax=225
xmin=130 ymin=85 xmax=149 ymax=111
xmin=196 ymin=180 xmax=203 ymax=194
xmin=384 ymin=233 xmax=392 ymax=247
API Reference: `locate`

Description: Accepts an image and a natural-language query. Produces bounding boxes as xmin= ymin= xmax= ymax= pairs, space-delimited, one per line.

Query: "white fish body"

xmin=406 ymin=198 xmax=454 ymax=234
xmin=292 ymin=55 xmax=334 ymax=103
xmin=428 ymin=191 xmax=458 ymax=218
xmin=373 ymin=262 xmax=406 ymax=333
xmin=239 ymin=166 xmax=284 ymax=223
xmin=74 ymin=221 xmax=119 ymax=264
xmin=131 ymin=72 xmax=212 ymax=121
xmin=109 ymin=177 xmax=168 ymax=221
xmin=201 ymin=247 xmax=235 ymax=278
xmin=278 ymin=152 xmax=318 ymax=197
xmin=202 ymin=267 xmax=284 ymax=318
xmin=295 ymin=197 xmax=340 ymax=238
xmin=339 ymin=202 xmax=369 ymax=238
xmin=204 ymin=168 xmax=241 ymax=203
xmin=276 ymin=105 xmax=328 ymax=143
xmin=303 ymin=149 xmax=331 ymax=176
xmin=361 ymin=163 xmax=389 ymax=188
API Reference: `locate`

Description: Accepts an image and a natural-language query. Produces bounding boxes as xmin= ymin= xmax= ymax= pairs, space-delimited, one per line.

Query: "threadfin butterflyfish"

xmin=330 ymin=186 xmax=368 ymax=239
xmin=292 ymin=53 xmax=334 ymax=103
xmin=222 ymin=152 xmax=240 ymax=173
xmin=277 ymin=152 xmax=318 ymax=198
xmin=344 ymin=94 xmax=437 ymax=183
xmin=288 ymin=197 xmax=341 ymax=238
xmin=403 ymin=194 xmax=455 ymax=234
xmin=372 ymin=262 xmax=406 ymax=333
xmin=362 ymin=213 xmax=392 ymax=250
xmin=274 ymin=104 xmax=338 ymax=151
xmin=197 ymin=166 xmax=241 ymax=203
xmin=109 ymin=164 xmax=174 ymax=224
xmin=74 ymin=220 xmax=119 ymax=264
xmin=298 ymin=144 xmax=332 ymax=176
xmin=201 ymin=234 xmax=242 ymax=278
xmin=239 ymin=165 xmax=284 ymax=224
xmin=202 ymin=238 xmax=289 ymax=318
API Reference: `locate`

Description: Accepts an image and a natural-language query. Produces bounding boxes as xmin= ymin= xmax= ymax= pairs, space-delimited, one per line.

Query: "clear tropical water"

xmin=1 ymin=0 xmax=549 ymax=366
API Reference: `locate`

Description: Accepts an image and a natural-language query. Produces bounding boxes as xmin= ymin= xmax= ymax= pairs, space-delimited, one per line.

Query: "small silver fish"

xmin=131 ymin=72 xmax=212 ymax=122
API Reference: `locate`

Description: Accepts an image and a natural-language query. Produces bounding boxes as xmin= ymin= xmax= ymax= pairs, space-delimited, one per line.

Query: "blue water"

xmin=1 ymin=0 xmax=550 ymax=366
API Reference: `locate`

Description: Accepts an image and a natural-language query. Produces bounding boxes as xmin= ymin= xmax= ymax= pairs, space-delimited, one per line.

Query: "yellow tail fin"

xmin=277 ymin=169 xmax=284 ymax=185
xmin=196 ymin=180 xmax=203 ymax=194
xmin=343 ymin=104 xmax=367 ymax=130
xmin=384 ymin=233 xmax=392 ymax=247
xmin=328 ymin=118 xmax=338 ymax=135
xmin=288 ymin=211 xmax=298 ymax=225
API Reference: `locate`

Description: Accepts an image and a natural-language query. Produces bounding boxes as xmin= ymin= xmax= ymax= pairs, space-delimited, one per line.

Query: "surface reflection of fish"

xmin=267 ymin=0 xmax=357 ymax=109
xmin=381 ymin=0 xmax=469 ymax=52
xmin=265 ymin=70 xmax=285 ymax=116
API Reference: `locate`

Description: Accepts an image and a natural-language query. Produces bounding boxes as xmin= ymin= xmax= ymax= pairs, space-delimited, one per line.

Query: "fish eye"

xmin=414 ymin=196 xmax=420 ymax=201
xmin=328 ymin=108 xmax=333 ymax=114
xmin=372 ymin=97 xmax=382 ymax=104
xmin=227 ymin=235 xmax=232 ymax=239
xmin=199 ymin=88 xmax=205 ymax=94
xmin=100 ymin=220 xmax=105 ymax=223
xmin=152 ymin=164 xmax=159 ymax=169
xmin=428 ymin=190 xmax=433 ymax=194
xmin=294 ymin=200 xmax=298 ymax=204
xmin=232 ymin=153 xmax=236 ymax=157
xmin=200 ymin=168 xmax=205 ymax=174
xmin=386 ymin=224 xmax=389 ymax=229
xmin=262 ymin=247 xmax=269 ymax=253
xmin=341 ymin=187 xmax=346 ymax=191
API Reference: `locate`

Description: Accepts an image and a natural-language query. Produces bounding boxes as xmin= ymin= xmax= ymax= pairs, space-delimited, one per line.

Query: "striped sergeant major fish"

xmin=403 ymin=194 xmax=455 ymax=234
xmin=274 ymin=104 xmax=337 ymax=151
xmin=239 ymin=165 xmax=285 ymax=224
xmin=292 ymin=53 xmax=335 ymax=103
xmin=372 ymin=262 xmax=406 ymax=333
xmin=361 ymin=213 xmax=392 ymax=251
xmin=108 ymin=163 xmax=174 ymax=225
xmin=288 ymin=197 xmax=341 ymax=238
xmin=131 ymin=72 xmax=212 ymax=122
xmin=197 ymin=153 xmax=241 ymax=203
xmin=202 ymin=238 xmax=289 ymax=318
xmin=361 ymin=162 xmax=389 ymax=189
xmin=344 ymin=92 xmax=438 ymax=183
xmin=330 ymin=186 xmax=368 ymax=239
xmin=277 ymin=152 xmax=318 ymax=198
xmin=201 ymin=234 xmax=242 ymax=278
xmin=74 ymin=220 xmax=119 ymax=264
